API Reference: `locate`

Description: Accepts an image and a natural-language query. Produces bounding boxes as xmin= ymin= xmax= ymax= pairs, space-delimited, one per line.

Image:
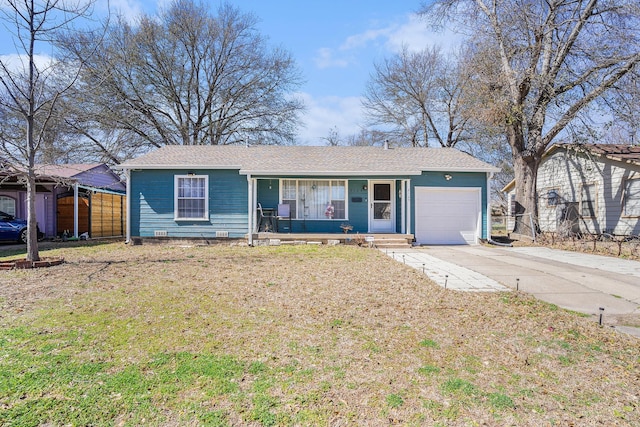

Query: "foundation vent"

xmin=154 ymin=230 xmax=168 ymax=237
xmin=216 ymin=231 xmax=229 ymax=238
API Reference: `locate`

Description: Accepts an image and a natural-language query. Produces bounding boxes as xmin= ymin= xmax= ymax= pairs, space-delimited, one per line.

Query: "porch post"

xmin=125 ymin=169 xmax=131 ymax=244
xmin=406 ymin=180 xmax=412 ymax=238
xmin=400 ymin=180 xmax=406 ymax=234
xmin=73 ymin=183 xmax=79 ymax=238
xmin=247 ymin=174 xmax=253 ymax=246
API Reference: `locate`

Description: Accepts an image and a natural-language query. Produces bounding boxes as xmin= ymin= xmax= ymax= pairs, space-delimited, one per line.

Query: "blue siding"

xmin=130 ymin=171 xmax=489 ymax=238
xmin=255 ymin=177 xmax=403 ymax=234
xmin=130 ymin=169 xmax=248 ymax=238
xmin=256 ymin=179 xmax=279 ymax=210
xmin=410 ymin=172 xmax=489 ymax=239
xmin=347 ymin=180 xmax=368 ymax=232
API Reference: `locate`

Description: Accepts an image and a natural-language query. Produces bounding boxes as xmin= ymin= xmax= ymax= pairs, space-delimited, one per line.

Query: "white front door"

xmin=369 ymin=181 xmax=395 ymax=232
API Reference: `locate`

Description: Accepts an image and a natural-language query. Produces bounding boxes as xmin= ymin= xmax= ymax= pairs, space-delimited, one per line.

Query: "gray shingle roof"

xmin=119 ymin=145 xmax=498 ymax=175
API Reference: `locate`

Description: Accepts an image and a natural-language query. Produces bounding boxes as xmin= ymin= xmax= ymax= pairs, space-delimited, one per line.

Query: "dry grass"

xmin=0 ymin=242 xmax=639 ymax=426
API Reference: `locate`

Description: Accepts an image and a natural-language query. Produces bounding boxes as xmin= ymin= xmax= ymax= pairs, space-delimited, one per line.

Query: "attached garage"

xmin=414 ymin=187 xmax=481 ymax=245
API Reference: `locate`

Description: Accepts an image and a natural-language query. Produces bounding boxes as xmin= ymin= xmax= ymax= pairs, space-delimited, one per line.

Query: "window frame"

xmin=580 ymin=183 xmax=597 ymax=218
xmin=280 ymin=179 xmax=348 ymax=220
xmin=0 ymin=196 xmax=17 ymax=216
xmin=174 ymin=175 xmax=209 ymax=221
xmin=545 ymin=188 xmax=560 ymax=207
xmin=623 ymin=178 xmax=640 ymax=217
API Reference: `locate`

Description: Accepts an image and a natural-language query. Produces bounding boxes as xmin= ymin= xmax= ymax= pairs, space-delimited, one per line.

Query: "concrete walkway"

xmin=382 ymin=245 xmax=640 ymax=336
xmin=382 ymin=248 xmax=510 ymax=292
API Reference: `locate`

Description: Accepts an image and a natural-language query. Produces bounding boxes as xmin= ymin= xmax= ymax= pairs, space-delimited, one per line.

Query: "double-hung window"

xmin=624 ymin=178 xmax=640 ymax=217
xmin=281 ymin=179 xmax=347 ymax=220
xmin=0 ymin=196 xmax=16 ymax=216
xmin=175 ymin=175 xmax=209 ymax=220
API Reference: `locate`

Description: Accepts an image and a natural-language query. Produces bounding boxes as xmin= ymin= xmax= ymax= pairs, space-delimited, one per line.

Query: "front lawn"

xmin=0 ymin=243 xmax=638 ymax=426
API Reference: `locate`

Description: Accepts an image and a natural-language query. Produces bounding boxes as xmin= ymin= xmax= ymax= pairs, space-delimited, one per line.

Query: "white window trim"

xmin=279 ymin=179 xmax=349 ymax=220
xmin=174 ymin=175 xmax=209 ymax=221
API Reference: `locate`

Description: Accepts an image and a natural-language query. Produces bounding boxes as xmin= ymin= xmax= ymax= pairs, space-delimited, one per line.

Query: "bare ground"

xmin=1 ymin=241 xmax=639 ymax=425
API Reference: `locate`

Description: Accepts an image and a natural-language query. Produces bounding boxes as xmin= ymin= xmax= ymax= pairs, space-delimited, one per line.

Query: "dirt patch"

xmin=1 ymin=242 xmax=639 ymax=425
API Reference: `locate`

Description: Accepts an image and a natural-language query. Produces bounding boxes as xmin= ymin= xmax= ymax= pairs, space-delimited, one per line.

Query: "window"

xmin=624 ymin=178 xmax=640 ymax=217
xmin=281 ymin=180 xmax=297 ymax=219
xmin=174 ymin=175 xmax=209 ymax=220
xmin=581 ymin=184 xmax=596 ymax=217
xmin=546 ymin=189 xmax=559 ymax=207
xmin=0 ymin=196 xmax=16 ymax=216
xmin=281 ymin=179 xmax=347 ymax=220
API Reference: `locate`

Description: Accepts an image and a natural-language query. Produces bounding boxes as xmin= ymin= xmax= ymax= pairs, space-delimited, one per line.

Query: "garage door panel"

xmin=415 ymin=187 xmax=481 ymax=245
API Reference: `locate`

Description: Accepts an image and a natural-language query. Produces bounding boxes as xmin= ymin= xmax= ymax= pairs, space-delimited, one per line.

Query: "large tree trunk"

xmin=25 ymin=172 xmax=40 ymax=262
xmin=512 ymin=151 xmax=540 ymax=237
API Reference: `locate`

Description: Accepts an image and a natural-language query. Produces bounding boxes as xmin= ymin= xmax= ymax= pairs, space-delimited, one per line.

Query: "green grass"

xmin=0 ymin=243 xmax=638 ymax=425
xmin=386 ymin=393 xmax=404 ymax=408
xmin=418 ymin=338 xmax=440 ymax=349
xmin=0 ymin=327 xmax=272 ymax=426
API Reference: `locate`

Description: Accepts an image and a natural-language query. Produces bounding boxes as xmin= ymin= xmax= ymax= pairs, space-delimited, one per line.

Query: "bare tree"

xmin=0 ymin=0 xmax=101 ymax=261
xmin=600 ymin=71 xmax=640 ymax=145
xmin=62 ymin=0 xmax=304 ymax=154
xmin=321 ymin=126 xmax=342 ymax=146
xmin=362 ymin=45 xmax=475 ymax=148
xmin=422 ymin=0 xmax=640 ymax=233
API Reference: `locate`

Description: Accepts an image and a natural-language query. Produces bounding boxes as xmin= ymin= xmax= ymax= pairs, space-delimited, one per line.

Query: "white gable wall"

xmin=537 ymin=148 xmax=640 ymax=236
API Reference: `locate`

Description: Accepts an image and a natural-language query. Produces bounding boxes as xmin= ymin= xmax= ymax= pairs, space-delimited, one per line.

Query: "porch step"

xmin=253 ymin=233 xmax=414 ymax=247
xmin=369 ymin=237 xmax=413 ymax=249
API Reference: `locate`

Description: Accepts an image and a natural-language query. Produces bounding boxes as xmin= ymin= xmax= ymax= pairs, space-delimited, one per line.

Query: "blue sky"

xmin=1 ymin=0 xmax=460 ymax=144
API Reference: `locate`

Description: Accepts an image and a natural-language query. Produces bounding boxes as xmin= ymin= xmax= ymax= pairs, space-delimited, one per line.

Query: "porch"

xmin=252 ymin=232 xmax=414 ymax=249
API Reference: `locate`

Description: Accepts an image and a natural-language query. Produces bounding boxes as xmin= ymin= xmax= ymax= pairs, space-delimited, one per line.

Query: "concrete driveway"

xmin=383 ymin=245 xmax=640 ymax=336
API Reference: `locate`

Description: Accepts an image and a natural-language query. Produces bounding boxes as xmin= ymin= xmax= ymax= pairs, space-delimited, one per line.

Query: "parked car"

xmin=0 ymin=210 xmax=42 ymax=243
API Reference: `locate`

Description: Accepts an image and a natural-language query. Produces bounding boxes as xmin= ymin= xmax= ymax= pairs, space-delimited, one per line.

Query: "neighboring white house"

xmin=503 ymin=143 xmax=640 ymax=236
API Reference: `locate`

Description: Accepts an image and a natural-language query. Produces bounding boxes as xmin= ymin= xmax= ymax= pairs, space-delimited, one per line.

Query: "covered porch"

xmin=247 ymin=177 xmax=412 ymax=238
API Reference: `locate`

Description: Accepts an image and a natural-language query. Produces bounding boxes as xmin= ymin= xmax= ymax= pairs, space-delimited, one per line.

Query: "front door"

xmin=369 ymin=181 xmax=395 ymax=232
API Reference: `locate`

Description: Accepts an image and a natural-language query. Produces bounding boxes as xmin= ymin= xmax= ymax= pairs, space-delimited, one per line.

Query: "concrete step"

xmin=376 ymin=243 xmax=412 ymax=249
xmin=372 ymin=237 xmax=413 ymax=249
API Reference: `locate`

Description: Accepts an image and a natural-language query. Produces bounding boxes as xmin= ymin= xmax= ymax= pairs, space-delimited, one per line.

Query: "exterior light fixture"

xmin=444 ymin=174 xmax=452 ymax=181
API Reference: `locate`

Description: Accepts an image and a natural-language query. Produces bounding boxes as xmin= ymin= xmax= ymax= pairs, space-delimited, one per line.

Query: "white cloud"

xmin=385 ymin=14 xmax=464 ymax=53
xmin=313 ymin=13 xmax=465 ymax=70
xmin=296 ymin=92 xmax=365 ymax=144
xmin=0 ymin=53 xmax=55 ymax=74
xmin=105 ymin=0 xmax=144 ymax=23
xmin=313 ymin=47 xmax=350 ymax=69
xmin=340 ymin=27 xmax=391 ymax=51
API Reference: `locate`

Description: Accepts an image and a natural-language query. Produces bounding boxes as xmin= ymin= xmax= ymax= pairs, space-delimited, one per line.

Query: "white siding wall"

xmin=537 ymin=148 xmax=640 ymax=235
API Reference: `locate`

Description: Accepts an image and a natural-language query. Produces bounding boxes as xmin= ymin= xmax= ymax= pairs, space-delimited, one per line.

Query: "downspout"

xmin=125 ymin=168 xmax=131 ymax=244
xmin=73 ymin=182 xmax=79 ymax=238
xmin=247 ymin=174 xmax=253 ymax=246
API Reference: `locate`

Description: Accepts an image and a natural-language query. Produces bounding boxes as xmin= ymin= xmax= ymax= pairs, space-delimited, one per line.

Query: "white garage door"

xmin=415 ymin=187 xmax=481 ymax=245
